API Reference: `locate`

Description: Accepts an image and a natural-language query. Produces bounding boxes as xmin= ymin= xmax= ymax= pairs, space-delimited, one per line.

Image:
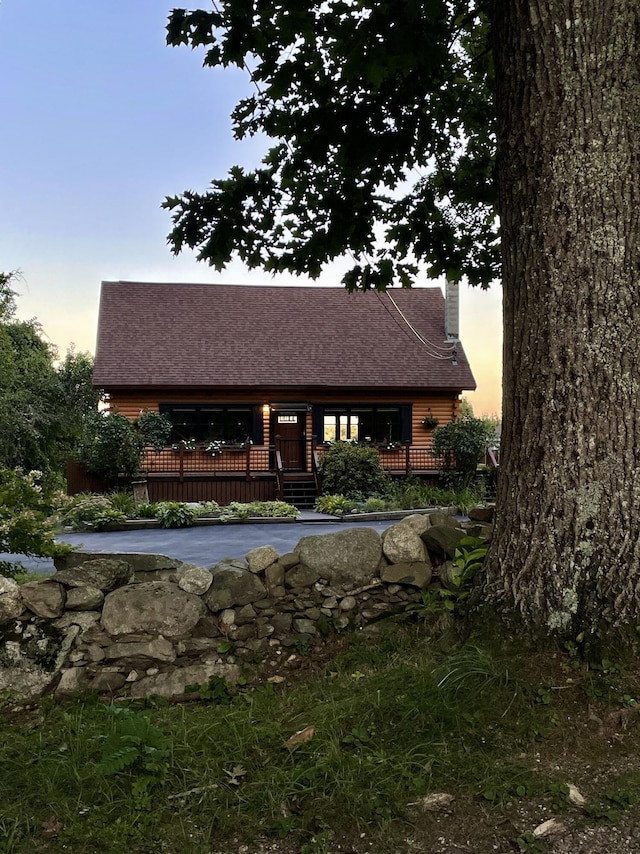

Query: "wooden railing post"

xmin=245 ymin=444 xmax=251 ymax=481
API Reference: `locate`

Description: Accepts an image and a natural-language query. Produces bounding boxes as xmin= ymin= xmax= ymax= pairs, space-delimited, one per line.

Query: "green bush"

xmin=134 ymin=410 xmax=172 ymax=452
xmin=319 ymin=442 xmax=390 ymax=498
xmin=195 ymin=500 xmax=221 ymax=515
xmin=363 ymin=497 xmax=386 ymax=512
xmin=219 ymin=500 xmax=299 ymax=521
xmin=433 ymin=416 xmax=492 ymax=483
xmin=0 ymin=469 xmax=71 ymax=568
xmin=314 ymin=494 xmax=356 ymax=516
xmin=78 ymin=412 xmax=144 ymax=484
xmin=133 ymin=502 xmax=157 ymax=519
xmin=219 ymin=501 xmax=252 ymax=521
xmin=154 ymin=501 xmax=198 ymax=528
xmin=107 ymin=491 xmax=137 ymax=515
xmin=244 ymin=500 xmax=299 ymax=518
xmin=385 ymin=477 xmax=485 ymax=512
xmin=58 ymin=493 xmax=127 ymax=531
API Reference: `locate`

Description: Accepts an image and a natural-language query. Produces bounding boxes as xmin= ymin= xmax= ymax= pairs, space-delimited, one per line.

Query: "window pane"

xmin=375 ymin=408 xmax=401 ymax=443
xmin=162 ymin=404 xmax=255 ymax=444
xmin=323 ymin=415 xmax=337 ymax=442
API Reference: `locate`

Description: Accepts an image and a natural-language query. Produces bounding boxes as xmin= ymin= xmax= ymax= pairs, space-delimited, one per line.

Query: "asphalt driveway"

xmin=2 ymin=515 xmax=399 ymax=575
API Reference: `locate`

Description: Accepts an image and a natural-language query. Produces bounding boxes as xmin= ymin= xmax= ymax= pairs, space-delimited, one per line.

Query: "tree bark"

xmin=487 ymin=0 xmax=640 ymax=631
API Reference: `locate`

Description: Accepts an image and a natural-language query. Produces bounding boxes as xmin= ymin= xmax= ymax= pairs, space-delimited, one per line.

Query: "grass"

xmin=3 ymin=616 xmax=640 ymax=853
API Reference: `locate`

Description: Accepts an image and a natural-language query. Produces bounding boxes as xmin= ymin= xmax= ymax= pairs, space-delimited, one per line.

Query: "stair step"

xmin=283 ymin=479 xmax=317 ymax=509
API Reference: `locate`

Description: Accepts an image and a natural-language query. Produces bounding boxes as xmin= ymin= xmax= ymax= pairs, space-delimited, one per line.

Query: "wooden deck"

xmin=68 ymin=442 xmax=446 ymax=506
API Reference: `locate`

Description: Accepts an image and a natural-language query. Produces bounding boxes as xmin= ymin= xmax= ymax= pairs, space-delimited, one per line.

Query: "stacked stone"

xmin=0 ymin=507 xmax=494 ymax=701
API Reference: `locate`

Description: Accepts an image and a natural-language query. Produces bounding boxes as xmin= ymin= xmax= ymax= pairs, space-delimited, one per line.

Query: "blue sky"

xmin=0 ymin=0 xmax=502 ymax=414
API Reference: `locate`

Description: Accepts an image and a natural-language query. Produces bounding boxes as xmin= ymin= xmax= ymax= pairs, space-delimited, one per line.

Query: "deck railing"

xmin=141 ymin=441 xmax=445 ymax=479
xmin=142 ymin=445 xmax=270 ymax=480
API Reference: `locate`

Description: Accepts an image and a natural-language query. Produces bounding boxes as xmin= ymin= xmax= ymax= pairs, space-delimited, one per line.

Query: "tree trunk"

xmin=487 ymin=0 xmax=640 ymax=631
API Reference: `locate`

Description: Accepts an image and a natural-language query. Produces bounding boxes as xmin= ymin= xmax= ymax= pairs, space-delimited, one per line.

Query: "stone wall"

xmin=0 ymin=510 xmax=493 ymax=701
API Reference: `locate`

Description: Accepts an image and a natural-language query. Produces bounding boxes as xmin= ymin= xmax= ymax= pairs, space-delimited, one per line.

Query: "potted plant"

xmin=421 ymin=414 xmax=439 ymax=429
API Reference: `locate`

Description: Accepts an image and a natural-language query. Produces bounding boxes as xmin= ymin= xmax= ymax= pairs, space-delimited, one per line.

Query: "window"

xmin=160 ymin=404 xmax=261 ymax=445
xmin=321 ymin=406 xmax=404 ymax=444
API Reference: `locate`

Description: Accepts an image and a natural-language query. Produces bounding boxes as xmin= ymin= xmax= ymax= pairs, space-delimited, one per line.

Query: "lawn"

xmin=2 ymin=611 xmax=640 ymax=853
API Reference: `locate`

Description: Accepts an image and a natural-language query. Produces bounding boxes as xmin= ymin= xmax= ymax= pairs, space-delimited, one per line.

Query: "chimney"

xmin=445 ymin=279 xmax=460 ymax=341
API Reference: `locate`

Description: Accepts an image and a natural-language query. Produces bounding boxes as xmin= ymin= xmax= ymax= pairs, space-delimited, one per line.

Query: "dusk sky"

xmin=1 ymin=1 xmax=502 ymax=415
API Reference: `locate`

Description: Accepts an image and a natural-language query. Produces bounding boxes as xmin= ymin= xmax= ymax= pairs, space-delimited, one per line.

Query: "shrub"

xmin=219 ymin=500 xmax=299 ymax=521
xmin=195 ymin=500 xmax=221 ymax=515
xmin=244 ymin=500 xmax=299 ymax=518
xmin=363 ymin=497 xmax=386 ymax=512
xmin=134 ymin=410 xmax=172 ymax=452
xmin=78 ymin=412 xmax=144 ymax=484
xmin=385 ymin=477 xmax=485 ymax=512
xmin=0 ymin=468 xmax=71 ymax=566
xmin=314 ymin=494 xmax=356 ymax=515
xmin=154 ymin=501 xmax=198 ymax=528
xmin=319 ymin=442 xmax=390 ymax=498
xmin=58 ymin=493 xmax=127 ymax=531
xmin=133 ymin=502 xmax=157 ymax=519
xmin=107 ymin=491 xmax=137 ymax=516
xmin=219 ymin=502 xmax=252 ymax=521
xmin=432 ymin=416 xmax=492 ymax=484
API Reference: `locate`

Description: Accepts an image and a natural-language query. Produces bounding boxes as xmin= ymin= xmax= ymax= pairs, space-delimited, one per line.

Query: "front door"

xmin=272 ymin=411 xmax=305 ymax=470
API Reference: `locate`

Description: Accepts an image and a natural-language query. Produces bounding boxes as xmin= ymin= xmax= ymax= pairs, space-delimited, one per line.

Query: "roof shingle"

xmin=93 ymin=282 xmax=475 ymax=390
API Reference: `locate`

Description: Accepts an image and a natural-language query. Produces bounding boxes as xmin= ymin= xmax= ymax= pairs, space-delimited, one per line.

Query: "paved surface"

xmin=2 ymin=514 xmax=399 ymax=575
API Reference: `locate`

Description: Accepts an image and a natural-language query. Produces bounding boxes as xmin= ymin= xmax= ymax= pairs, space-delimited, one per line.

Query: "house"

xmin=92 ymin=281 xmax=476 ymax=505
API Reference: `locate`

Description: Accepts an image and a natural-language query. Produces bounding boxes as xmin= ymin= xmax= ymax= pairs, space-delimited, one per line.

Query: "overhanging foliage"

xmin=164 ymin=1 xmax=498 ymax=289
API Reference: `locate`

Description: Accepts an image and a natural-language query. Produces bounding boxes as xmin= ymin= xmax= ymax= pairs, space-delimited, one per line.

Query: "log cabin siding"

xmin=109 ymin=389 xmax=460 ymax=456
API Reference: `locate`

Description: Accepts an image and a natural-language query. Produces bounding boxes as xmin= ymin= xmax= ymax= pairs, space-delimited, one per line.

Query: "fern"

xmin=96 ymin=742 xmax=140 ymax=775
xmin=95 ymin=707 xmax=172 ymax=779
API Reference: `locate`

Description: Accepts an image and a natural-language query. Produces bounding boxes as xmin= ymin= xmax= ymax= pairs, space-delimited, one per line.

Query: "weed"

xmin=186 ymin=675 xmax=233 ymax=704
xmin=406 ymin=536 xmax=488 ymax=620
xmin=95 ymin=706 xmax=173 ymax=809
xmin=516 ymin=831 xmax=547 ymax=852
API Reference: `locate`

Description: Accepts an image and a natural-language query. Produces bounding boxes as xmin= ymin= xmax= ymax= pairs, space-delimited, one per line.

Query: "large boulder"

xmin=294 ymin=527 xmax=382 ymax=590
xmin=19 ymin=580 xmax=66 ymax=618
xmin=427 ymin=512 xmax=461 ymax=528
xmin=382 ymin=522 xmax=429 ymax=564
xmin=176 ymin=564 xmax=213 ymax=595
xmin=54 ymin=558 xmax=134 ymax=591
xmin=468 ymin=506 xmax=495 ymax=523
xmin=128 ymin=662 xmax=240 ymax=700
xmin=0 ymin=617 xmax=70 ymax=699
xmin=246 ymin=545 xmax=279 ymax=574
xmin=397 ymin=514 xmax=432 ymax=536
xmin=204 ymin=560 xmax=268 ymax=611
xmin=101 ymin=582 xmax=206 ymax=638
xmin=55 ymin=551 xmax=180 ymax=572
xmin=103 ymin=636 xmax=176 ymax=664
xmin=380 ymin=561 xmax=432 ymax=589
xmin=0 ymin=577 xmax=25 ymax=623
xmin=421 ymin=525 xmax=467 ymax=559
xmin=65 ymin=586 xmax=104 ymax=611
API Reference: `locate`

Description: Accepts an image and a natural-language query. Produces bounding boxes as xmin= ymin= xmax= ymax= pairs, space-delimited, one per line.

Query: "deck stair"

xmin=282 ymin=474 xmax=318 ymax=509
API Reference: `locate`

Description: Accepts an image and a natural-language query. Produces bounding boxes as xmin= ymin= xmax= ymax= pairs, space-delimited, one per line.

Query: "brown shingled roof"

xmin=93 ymin=282 xmax=476 ymax=390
